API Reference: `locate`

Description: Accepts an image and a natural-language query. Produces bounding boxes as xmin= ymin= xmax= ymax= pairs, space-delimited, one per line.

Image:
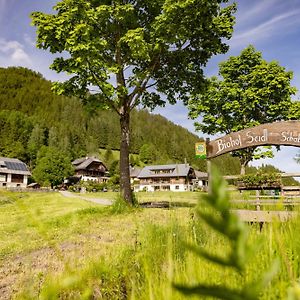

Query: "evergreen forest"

xmin=0 ymin=66 xmax=290 ymax=179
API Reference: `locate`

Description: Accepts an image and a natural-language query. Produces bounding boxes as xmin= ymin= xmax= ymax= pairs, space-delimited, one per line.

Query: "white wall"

xmin=81 ymin=176 xmax=99 ymax=182
xmin=0 ymin=174 xmax=28 ymax=188
xmin=136 ymin=184 xmax=188 ymax=192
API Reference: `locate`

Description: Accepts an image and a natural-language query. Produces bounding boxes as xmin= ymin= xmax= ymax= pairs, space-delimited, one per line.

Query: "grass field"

xmin=1 ymin=189 xmax=300 ymax=299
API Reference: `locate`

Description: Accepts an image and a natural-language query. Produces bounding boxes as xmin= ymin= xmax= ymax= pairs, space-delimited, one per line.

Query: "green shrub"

xmin=238 ymin=171 xmax=282 ymax=187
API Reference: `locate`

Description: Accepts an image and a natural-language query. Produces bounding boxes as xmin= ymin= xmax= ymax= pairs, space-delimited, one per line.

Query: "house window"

xmin=0 ymin=173 xmax=6 ymax=182
xmin=175 ymin=185 xmax=179 ymax=190
xmin=151 ymin=168 xmax=174 ymax=175
xmin=11 ymin=174 xmax=24 ymax=183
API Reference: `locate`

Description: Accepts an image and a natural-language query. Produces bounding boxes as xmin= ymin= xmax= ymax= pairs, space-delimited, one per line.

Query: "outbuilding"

xmin=0 ymin=157 xmax=31 ymax=188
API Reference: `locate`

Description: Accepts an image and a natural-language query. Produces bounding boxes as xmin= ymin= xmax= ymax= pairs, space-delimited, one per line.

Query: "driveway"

xmin=60 ymin=191 xmax=112 ymax=206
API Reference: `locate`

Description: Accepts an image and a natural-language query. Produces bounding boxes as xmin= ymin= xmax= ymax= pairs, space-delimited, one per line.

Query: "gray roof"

xmin=130 ymin=167 xmax=142 ymax=178
xmin=0 ymin=157 xmax=31 ymax=175
xmin=138 ymin=164 xmax=193 ymax=179
xmin=72 ymin=157 xmax=88 ymax=165
xmin=72 ymin=157 xmax=107 ymax=171
xmin=194 ymin=170 xmax=208 ymax=179
xmin=27 ymin=182 xmax=40 ymax=187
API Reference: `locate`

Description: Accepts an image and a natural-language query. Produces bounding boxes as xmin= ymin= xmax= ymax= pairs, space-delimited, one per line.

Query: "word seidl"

xmin=246 ymin=129 xmax=268 ymax=143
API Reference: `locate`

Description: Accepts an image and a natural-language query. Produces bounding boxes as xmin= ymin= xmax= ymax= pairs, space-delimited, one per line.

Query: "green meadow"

xmin=1 ymin=189 xmax=300 ymax=299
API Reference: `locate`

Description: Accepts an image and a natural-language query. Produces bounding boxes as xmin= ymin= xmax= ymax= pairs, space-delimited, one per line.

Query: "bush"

xmin=238 ymin=171 xmax=282 ymax=188
xmin=68 ymin=181 xmax=108 ymax=192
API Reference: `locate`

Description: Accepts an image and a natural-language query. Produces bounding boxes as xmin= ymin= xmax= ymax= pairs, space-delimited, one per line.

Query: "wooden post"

xmin=206 ymin=138 xmax=212 ymax=195
xmin=256 ymin=190 xmax=261 ymax=211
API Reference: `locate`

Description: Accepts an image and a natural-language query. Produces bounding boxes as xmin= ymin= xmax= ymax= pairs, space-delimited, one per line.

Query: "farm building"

xmin=193 ymin=170 xmax=209 ymax=191
xmin=134 ymin=163 xmax=196 ymax=192
xmin=130 ymin=166 xmax=142 ymax=184
xmin=72 ymin=157 xmax=108 ymax=182
xmin=0 ymin=157 xmax=31 ymax=188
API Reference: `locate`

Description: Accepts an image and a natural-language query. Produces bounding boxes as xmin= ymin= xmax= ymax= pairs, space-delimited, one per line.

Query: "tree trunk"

xmin=240 ymin=163 xmax=246 ymax=175
xmin=240 ymin=149 xmax=253 ymax=175
xmin=119 ymin=111 xmax=133 ymax=205
xmin=240 ymin=158 xmax=249 ymax=175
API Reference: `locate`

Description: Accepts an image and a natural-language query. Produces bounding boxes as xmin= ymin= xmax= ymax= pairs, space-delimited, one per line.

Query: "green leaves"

xmin=31 ymin=0 xmax=236 ymax=111
xmin=189 ymin=45 xmax=297 ymax=135
xmin=239 ymin=171 xmax=281 ymax=188
xmin=32 ymin=146 xmax=74 ymax=187
xmin=120 ymin=28 xmax=151 ymax=62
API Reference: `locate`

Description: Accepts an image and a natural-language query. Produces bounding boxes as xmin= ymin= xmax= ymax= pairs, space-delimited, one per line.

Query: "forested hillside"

xmin=0 ymin=66 xmax=241 ymax=174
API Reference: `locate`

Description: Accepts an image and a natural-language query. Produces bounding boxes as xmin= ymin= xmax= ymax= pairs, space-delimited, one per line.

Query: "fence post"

xmin=255 ymin=190 xmax=261 ymax=211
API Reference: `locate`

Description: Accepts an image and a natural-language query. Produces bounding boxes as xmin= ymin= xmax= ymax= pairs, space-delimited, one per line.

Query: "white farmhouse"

xmin=135 ymin=164 xmax=196 ymax=192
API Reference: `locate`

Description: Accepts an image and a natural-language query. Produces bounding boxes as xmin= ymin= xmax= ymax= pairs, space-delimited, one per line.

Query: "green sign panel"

xmin=195 ymin=142 xmax=207 ymax=159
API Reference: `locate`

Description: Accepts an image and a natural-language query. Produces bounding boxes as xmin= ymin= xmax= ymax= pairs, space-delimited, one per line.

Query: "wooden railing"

xmin=230 ymin=196 xmax=300 ymax=211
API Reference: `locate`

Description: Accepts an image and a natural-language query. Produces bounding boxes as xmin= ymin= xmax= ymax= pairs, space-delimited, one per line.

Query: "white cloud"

xmin=236 ymin=0 xmax=282 ymax=25
xmin=0 ymin=38 xmax=31 ymax=65
xmin=230 ymin=7 xmax=300 ymax=48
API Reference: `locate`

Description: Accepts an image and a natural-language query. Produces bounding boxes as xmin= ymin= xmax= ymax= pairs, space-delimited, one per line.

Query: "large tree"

xmin=31 ymin=0 xmax=236 ymax=204
xmin=189 ymin=45 xmax=297 ymax=174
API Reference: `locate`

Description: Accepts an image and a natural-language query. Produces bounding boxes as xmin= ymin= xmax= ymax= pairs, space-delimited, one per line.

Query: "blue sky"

xmin=1 ymin=0 xmax=300 ymax=173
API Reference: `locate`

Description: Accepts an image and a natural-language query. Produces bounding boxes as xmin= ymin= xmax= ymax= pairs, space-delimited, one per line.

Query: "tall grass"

xmin=3 ymin=190 xmax=300 ymax=299
xmin=15 ymin=211 xmax=300 ymax=299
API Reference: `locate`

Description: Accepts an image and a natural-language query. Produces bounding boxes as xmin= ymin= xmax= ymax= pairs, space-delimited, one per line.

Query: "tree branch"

xmin=129 ymin=74 xmax=152 ymax=110
xmin=146 ymin=81 xmax=158 ymax=89
xmin=115 ymin=20 xmax=128 ymax=115
xmin=87 ymin=59 xmax=119 ymax=114
xmin=128 ymin=53 xmax=161 ymax=109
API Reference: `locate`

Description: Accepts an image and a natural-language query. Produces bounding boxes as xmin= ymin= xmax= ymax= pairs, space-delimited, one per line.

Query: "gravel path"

xmin=59 ymin=191 xmax=112 ymax=206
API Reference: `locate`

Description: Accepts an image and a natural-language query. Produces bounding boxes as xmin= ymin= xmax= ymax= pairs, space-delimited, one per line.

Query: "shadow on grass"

xmin=139 ymin=201 xmax=196 ymax=209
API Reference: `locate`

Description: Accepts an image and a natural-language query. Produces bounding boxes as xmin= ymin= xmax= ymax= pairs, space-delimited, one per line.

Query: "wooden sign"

xmin=207 ymin=121 xmax=300 ymax=158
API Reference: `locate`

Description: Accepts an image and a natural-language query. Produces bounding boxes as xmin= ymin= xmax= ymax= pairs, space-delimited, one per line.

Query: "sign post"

xmin=195 ymin=139 xmax=212 ymax=194
xmin=206 ymin=138 xmax=212 ymax=195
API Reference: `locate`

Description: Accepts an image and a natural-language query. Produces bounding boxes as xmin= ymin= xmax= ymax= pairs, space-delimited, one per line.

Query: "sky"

xmin=1 ymin=0 xmax=300 ymax=173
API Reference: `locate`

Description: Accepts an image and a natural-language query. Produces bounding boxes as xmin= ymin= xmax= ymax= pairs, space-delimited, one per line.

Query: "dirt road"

xmin=59 ymin=191 xmax=112 ymax=205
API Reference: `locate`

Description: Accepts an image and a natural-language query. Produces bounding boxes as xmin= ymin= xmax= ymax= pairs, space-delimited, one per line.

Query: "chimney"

xmin=184 ymin=157 xmax=187 ymax=167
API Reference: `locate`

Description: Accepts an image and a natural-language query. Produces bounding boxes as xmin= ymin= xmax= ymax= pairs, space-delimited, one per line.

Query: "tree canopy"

xmin=32 ymin=146 xmax=74 ymax=187
xmin=31 ymin=0 xmax=236 ymax=203
xmin=189 ymin=45 xmax=297 ymax=174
